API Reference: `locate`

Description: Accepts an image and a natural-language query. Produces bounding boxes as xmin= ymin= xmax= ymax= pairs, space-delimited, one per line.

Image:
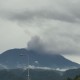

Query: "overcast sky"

xmin=0 ymin=0 xmax=80 ymax=63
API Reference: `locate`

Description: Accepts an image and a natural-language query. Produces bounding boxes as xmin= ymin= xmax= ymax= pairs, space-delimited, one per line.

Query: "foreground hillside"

xmin=67 ymin=76 xmax=80 ymax=80
xmin=0 ymin=69 xmax=62 ymax=80
xmin=0 ymin=68 xmax=80 ymax=80
xmin=0 ymin=69 xmax=24 ymax=80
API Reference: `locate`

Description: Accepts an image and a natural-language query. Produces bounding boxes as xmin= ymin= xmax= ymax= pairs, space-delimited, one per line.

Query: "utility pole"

xmin=20 ymin=53 xmax=30 ymax=80
xmin=27 ymin=54 xmax=30 ymax=80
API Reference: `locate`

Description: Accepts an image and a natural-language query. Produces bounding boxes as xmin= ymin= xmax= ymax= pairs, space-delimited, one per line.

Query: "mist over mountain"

xmin=0 ymin=48 xmax=79 ymax=69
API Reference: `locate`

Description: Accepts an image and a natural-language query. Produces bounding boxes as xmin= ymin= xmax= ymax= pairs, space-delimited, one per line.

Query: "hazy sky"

xmin=0 ymin=0 xmax=80 ymax=63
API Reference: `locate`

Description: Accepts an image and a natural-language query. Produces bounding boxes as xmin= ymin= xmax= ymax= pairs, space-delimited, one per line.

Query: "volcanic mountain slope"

xmin=0 ymin=48 xmax=79 ymax=69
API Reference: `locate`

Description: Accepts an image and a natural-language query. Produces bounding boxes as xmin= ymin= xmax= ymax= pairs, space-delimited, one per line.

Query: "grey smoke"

xmin=27 ymin=36 xmax=45 ymax=52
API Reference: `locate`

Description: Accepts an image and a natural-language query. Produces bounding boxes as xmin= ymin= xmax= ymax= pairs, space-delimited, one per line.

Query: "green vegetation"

xmin=67 ymin=76 xmax=80 ymax=80
xmin=0 ymin=69 xmax=62 ymax=80
xmin=0 ymin=69 xmax=25 ymax=80
xmin=0 ymin=69 xmax=80 ymax=80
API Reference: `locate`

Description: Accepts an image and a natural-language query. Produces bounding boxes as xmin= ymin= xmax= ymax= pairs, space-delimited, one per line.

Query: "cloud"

xmin=5 ymin=10 xmax=76 ymax=23
xmin=0 ymin=0 xmax=80 ymax=56
xmin=0 ymin=0 xmax=80 ymax=23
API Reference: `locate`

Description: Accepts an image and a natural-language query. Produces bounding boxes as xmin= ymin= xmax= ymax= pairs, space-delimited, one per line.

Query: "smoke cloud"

xmin=27 ymin=35 xmax=80 ymax=55
xmin=27 ymin=36 xmax=45 ymax=52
